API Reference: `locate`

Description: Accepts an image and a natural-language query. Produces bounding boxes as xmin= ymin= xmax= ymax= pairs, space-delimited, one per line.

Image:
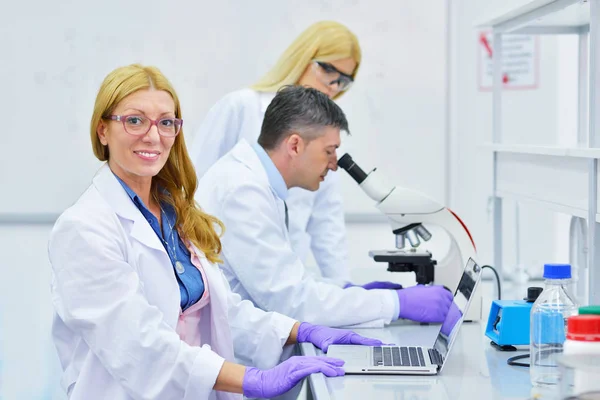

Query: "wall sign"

xmin=478 ymin=31 xmax=539 ymax=91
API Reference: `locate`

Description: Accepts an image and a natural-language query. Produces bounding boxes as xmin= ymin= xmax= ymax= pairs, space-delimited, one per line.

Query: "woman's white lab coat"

xmin=48 ymin=164 xmax=296 ymax=400
xmin=189 ymin=89 xmax=350 ymax=285
xmin=196 ymin=139 xmax=398 ymax=328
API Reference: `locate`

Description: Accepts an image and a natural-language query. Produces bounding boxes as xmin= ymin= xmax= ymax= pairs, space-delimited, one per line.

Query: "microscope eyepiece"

xmin=338 ymin=153 xmax=368 ymax=184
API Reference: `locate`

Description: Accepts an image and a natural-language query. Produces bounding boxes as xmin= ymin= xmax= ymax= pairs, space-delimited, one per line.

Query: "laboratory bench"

xmin=299 ymin=280 xmax=558 ymax=400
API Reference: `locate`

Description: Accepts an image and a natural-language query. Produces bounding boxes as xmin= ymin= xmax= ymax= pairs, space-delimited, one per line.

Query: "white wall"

xmin=0 ymin=225 xmax=63 ymax=399
xmin=0 ymin=0 xmax=448 ymax=219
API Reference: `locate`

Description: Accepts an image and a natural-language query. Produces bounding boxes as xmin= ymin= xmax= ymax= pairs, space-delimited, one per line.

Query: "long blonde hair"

xmin=90 ymin=64 xmax=224 ymax=263
xmin=251 ymin=21 xmax=361 ymax=100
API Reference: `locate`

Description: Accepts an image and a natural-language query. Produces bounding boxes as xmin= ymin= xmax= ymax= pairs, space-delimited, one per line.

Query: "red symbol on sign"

xmin=479 ymin=33 xmax=509 ymax=84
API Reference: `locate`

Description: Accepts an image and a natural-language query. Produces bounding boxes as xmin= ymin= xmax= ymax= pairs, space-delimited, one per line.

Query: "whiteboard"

xmin=0 ymin=0 xmax=447 ymax=217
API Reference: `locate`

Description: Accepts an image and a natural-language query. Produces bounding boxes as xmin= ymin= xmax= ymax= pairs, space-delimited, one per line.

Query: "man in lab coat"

xmin=196 ymin=85 xmax=452 ymax=327
xmin=190 ymin=21 xmax=379 ymax=289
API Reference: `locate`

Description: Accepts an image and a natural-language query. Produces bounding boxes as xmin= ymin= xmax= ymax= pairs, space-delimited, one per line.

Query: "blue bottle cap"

xmin=543 ymin=263 xmax=571 ymax=279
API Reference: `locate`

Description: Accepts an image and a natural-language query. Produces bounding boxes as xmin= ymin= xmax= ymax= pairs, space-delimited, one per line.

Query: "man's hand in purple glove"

xmin=344 ymin=281 xmax=404 ymax=290
xmin=396 ymin=285 xmax=453 ymax=323
xmin=441 ymin=301 xmax=463 ymax=336
xmin=297 ymin=322 xmax=384 ymax=352
xmin=243 ymin=356 xmax=344 ymax=399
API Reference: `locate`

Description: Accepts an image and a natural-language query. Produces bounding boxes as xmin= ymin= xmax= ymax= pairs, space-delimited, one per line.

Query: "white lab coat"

xmin=190 ymin=88 xmax=350 ymax=285
xmin=196 ymin=140 xmax=398 ymax=328
xmin=48 ymin=164 xmax=297 ymax=400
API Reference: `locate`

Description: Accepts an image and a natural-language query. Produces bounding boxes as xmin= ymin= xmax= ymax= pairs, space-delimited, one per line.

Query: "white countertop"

xmin=300 ymin=301 xmax=559 ymax=399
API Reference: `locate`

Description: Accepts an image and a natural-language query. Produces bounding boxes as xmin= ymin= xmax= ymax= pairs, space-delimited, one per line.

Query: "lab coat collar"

xmin=258 ymin=91 xmax=276 ymax=113
xmin=92 ymin=163 xmax=166 ymax=254
xmin=230 ymin=139 xmax=287 ymax=202
xmin=251 ymin=142 xmax=288 ymax=200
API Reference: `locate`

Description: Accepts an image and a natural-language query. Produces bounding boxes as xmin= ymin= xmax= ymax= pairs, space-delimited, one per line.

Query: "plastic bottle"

xmin=561 ymin=314 xmax=600 ymax=395
xmin=564 ymin=314 xmax=600 ymax=354
xmin=530 ymin=263 xmax=579 ymax=387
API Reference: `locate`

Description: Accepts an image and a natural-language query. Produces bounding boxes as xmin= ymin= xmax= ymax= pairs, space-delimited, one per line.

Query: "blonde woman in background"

xmin=190 ymin=21 xmax=401 ymax=291
xmin=48 ymin=64 xmax=385 ymax=400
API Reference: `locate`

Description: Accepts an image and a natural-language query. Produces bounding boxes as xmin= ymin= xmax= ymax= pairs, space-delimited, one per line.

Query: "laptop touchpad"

xmin=327 ymin=345 xmax=371 ymax=367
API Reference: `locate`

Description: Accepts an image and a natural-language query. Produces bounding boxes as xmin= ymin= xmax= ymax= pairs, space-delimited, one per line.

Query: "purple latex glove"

xmin=396 ymin=285 xmax=453 ymax=323
xmin=441 ymin=301 xmax=463 ymax=336
xmin=243 ymin=356 xmax=345 ymax=398
xmin=344 ymin=281 xmax=404 ymax=290
xmin=297 ymin=322 xmax=384 ymax=352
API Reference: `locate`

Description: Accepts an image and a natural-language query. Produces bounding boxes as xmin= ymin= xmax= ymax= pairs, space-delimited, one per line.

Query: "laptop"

xmin=327 ymin=257 xmax=482 ymax=375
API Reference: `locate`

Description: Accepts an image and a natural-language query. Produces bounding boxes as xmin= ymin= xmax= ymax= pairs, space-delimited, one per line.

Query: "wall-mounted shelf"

xmin=497 ymin=190 xmax=588 ymax=219
xmin=477 ymin=0 xmax=589 ymax=34
xmin=496 ymin=152 xmax=589 ymax=211
xmin=476 ymin=0 xmax=600 ymax=304
xmin=482 ymin=143 xmax=600 ymax=158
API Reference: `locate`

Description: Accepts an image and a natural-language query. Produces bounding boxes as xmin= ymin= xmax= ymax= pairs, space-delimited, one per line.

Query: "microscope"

xmin=338 ymin=153 xmax=482 ymax=321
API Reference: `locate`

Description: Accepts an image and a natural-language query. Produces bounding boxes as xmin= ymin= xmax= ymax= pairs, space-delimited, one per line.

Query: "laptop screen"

xmin=431 ymin=258 xmax=482 ymax=363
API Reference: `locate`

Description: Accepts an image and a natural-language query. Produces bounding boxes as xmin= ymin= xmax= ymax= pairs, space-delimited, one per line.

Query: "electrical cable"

xmin=507 ymin=353 xmax=530 ymax=367
xmin=506 ymin=349 xmax=563 ymax=368
xmin=482 ymin=265 xmax=501 ymax=300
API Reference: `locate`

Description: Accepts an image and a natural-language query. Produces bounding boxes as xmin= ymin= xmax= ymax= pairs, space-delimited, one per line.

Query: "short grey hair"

xmin=258 ymin=85 xmax=350 ymax=150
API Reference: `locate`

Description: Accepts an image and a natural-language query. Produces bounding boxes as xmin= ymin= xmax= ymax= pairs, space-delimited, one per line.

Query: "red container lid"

xmin=567 ymin=315 xmax=600 ymax=342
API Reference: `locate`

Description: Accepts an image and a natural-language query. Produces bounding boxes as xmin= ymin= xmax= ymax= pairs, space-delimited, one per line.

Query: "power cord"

xmin=481 ymin=265 xmax=501 ymax=300
xmin=507 ymin=353 xmax=530 ymax=367
xmin=505 ymin=349 xmax=563 ymax=368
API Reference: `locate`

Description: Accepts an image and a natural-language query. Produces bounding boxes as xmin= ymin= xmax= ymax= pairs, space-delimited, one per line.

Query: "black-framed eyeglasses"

xmin=104 ymin=115 xmax=183 ymax=137
xmin=314 ymin=61 xmax=354 ymax=91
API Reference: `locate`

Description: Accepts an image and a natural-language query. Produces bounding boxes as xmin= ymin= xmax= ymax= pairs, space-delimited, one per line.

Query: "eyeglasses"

xmin=105 ymin=115 xmax=183 ymax=137
xmin=313 ymin=61 xmax=354 ymax=92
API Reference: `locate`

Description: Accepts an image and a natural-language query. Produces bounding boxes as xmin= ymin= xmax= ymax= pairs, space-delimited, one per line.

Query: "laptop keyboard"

xmin=372 ymin=346 xmax=426 ymax=367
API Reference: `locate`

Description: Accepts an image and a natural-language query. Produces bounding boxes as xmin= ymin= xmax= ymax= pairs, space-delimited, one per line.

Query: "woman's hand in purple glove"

xmin=440 ymin=301 xmax=463 ymax=336
xmin=344 ymin=281 xmax=404 ymax=290
xmin=243 ymin=356 xmax=344 ymax=399
xmin=297 ymin=322 xmax=384 ymax=352
xmin=396 ymin=285 xmax=453 ymax=323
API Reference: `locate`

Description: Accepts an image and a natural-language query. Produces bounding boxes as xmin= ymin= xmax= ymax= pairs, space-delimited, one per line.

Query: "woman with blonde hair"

xmin=190 ymin=20 xmax=401 ymax=291
xmin=48 ymin=63 xmax=384 ymax=400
